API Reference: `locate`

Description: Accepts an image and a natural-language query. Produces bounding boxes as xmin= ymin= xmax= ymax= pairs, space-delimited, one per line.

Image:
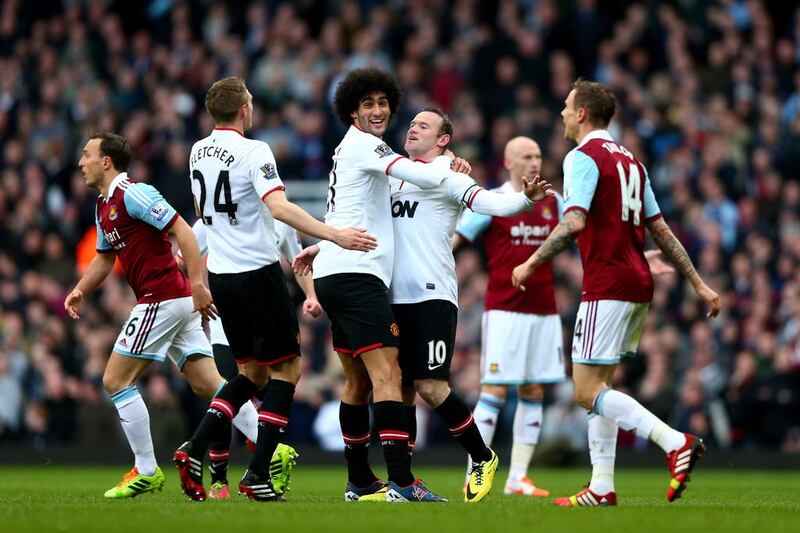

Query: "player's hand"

xmin=302 ymin=296 xmax=323 ymax=318
xmin=191 ymin=283 xmax=218 ymax=320
xmin=511 ymin=261 xmax=535 ymax=291
xmin=695 ymin=282 xmax=720 ymax=318
xmin=644 ymin=249 xmax=675 ymax=276
xmin=293 ymin=245 xmax=320 ymax=275
xmin=522 ymin=175 xmax=554 ymax=202
xmin=334 ymin=227 xmax=377 ymax=252
xmin=64 ymin=288 xmax=84 ymax=320
xmin=451 ymin=157 xmax=471 ymax=174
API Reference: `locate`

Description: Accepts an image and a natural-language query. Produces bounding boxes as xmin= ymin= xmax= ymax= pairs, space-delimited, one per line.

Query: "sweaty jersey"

xmin=563 ymin=129 xmax=661 ymax=303
xmin=456 ymin=182 xmax=562 ymax=315
xmin=312 ymin=125 xmax=450 ymax=287
xmin=189 ymin=128 xmax=286 ymax=274
xmin=95 ymin=172 xmax=191 ymax=304
xmin=388 ymin=173 xmax=486 ymax=306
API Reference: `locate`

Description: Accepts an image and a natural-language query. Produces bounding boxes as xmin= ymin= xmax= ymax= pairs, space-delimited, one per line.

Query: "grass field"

xmin=1 ymin=465 xmax=798 ymax=533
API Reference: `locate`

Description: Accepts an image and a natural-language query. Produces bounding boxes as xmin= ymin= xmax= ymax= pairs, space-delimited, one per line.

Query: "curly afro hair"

xmin=333 ymin=68 xmax=402 ymax=127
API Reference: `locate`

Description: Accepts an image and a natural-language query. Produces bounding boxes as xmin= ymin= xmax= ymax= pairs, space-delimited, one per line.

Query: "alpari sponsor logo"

xmin=104 ymin=227 xmax=126 ymax=250
xmin=391 ymin=200 xmax=419 ymax=218
xmin=509 ymin=222 xmax=549 ymax=245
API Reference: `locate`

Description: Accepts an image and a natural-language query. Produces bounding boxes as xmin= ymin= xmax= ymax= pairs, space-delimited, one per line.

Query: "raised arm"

xmin=468 ymin=175 xmax=553 ymax=217
xmin=646 ymin=217 xmax=720 ymax=317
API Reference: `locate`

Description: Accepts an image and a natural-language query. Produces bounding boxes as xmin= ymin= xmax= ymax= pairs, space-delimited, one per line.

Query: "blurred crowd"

xmin=0 ymin=0 xmax=798 ymax=455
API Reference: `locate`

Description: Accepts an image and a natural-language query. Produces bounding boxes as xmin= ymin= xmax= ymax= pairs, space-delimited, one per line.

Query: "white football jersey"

xmin=388 ymin=173 xmax=482 ymax=306
xmin=312 ymin=126 xmax=402 ymax=287
xmin=189 ymin=128 xmax=285 ymax=274
xmin=189 ymin=218 xmax=302 ymax=346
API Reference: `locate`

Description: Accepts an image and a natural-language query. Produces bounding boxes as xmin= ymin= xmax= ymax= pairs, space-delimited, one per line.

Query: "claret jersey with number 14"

xmin=562 ymin=129 xmax=662 ymax=303
xmin=189 ymin=127 xmax=285 ymax=274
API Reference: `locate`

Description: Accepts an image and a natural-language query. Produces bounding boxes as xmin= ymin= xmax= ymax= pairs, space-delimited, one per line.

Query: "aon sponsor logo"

xmin=392 ymin=200 xmax=419 ymax=218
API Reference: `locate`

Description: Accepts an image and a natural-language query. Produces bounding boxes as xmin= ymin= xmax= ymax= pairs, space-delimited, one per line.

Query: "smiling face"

xmin=78 ymin=138 xmax=107 ymax=190
xmin=404 ymin=111 xmax=449 ymax=158
xmin=351 ymin=91 xmax=391 ymax=137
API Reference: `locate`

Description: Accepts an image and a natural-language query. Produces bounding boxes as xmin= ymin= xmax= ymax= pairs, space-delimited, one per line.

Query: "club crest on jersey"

xmin=374 ymin=143 xmax=394 ymax=158
xmin=108 ymin=205 xmax=118 ymax=221
xmin=390 ymin=322 xmax=400 ymax=337
xmin=541 ymin=206 xmax=554 ymax=220
xmin=150 ymin=202 xmax=170 ymax=221
xmin=261 ymin=163 xmax=277 ymax=180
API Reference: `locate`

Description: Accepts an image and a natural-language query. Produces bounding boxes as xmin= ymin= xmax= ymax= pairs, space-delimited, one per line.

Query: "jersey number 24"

xmin=192 ymin=169 xmax=238 ymax=225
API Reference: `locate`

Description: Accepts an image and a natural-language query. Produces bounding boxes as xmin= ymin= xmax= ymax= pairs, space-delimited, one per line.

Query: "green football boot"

xmin=104 ymin=467 xmax=166 ymax=498
xmin=269 ymin=443 xmax=299 ymax=495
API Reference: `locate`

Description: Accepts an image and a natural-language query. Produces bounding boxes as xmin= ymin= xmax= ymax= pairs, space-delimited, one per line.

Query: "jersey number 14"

xmin=192 ymin=169 xmax=238 ymax=225
xmin=616 ymin=162 xmax=642 ymax=225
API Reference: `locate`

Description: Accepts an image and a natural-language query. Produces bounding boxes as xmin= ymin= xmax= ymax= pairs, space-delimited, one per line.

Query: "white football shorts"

xmin=114 ymin=296 xmax=213 ymax=370
xmin=571 ymin=300 xmax=649 ymax=365
xmin=480 ymin=310 xmax=566 ymax=385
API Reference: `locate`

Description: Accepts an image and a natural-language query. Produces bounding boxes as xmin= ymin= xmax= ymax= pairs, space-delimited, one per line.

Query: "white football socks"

xmin=111 ymin=385 xmax=157 ymax=476
xmin=508 ymin=399 xmax=542 ymax=480
xmin=473 ymin=392 xmax=504 ymax=446
xmin=595 ymin=389 xmax=684 ymax=452
xmin=587 ymin=413 xmax=617 ymax=494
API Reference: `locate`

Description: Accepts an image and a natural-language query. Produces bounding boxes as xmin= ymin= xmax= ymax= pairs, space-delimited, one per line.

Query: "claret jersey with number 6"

xmin=562 ymin=129 xmax=662 ymax=303
xmin=189 ymin=127 xmax=285 ymax=274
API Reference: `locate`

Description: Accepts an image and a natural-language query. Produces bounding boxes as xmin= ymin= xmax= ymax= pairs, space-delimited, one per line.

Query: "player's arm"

xmin=462 ymin=175 xmax=553 ymax=217
xmin=383 ymin=154 xmax=452 ymax=189
xmin=168 ymin=217 xmax=217 ymax=320
xmin=264 ymin=190 xmax=377 ymax=251
xmin=511 ymin=150 xmax=596 ymax=290
xmin=511 ymin=210 xmax=586 ymax=290
xmin=452 ymin=202 xmax=492 ymax=250
xmin=64 ymin=252 xmax=116 ymax=319
xmin=646 ymin=217 xmax=720 ymax=317
xmin=176 ymin=219 xmax=208 ymax=270
xmin=276 ymin=221 xmax=322 ymax=317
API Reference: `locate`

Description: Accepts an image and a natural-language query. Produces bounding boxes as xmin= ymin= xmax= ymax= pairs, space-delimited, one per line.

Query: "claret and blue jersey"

xmin=562 ymin=129 xmax=662 ymax=303
xmin=95 ymin=172 xmax=191 ymax=304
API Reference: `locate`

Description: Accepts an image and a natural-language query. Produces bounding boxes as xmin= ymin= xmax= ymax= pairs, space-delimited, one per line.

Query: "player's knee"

xmin=369 ymin=362 xmax=402 ymax=396
xmin=344 ymin=372 xmax=372 ymax=400
xmin=481 ymin=384 xmax=508 ymax=400
xmin=573 ymin=388 xmax=596 ymax=410
xmin=102 ymin=372 xmax=129 ymax=396
xmin=518 ymin=383 xmax=544 ymax=401
xmin=415 ymin=379 xmax=449 ymax=407
xmin=270 ymin=357 xmax=301 ymax=384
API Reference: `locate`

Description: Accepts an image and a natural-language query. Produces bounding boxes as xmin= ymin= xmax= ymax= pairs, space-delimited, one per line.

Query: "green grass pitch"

xmin=1 ymin=465 xmax=797 ymax=533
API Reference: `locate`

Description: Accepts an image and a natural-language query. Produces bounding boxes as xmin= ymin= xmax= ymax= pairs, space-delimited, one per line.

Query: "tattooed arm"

xmin=511 ymin=210 xmax=586 ymax=290
xmin=646 ymin=217 xmax=720 ymax=317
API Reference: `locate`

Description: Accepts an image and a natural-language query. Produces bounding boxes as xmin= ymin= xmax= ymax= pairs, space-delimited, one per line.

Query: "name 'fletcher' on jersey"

xmin=190 ymin=144 xmax=236 ymax=167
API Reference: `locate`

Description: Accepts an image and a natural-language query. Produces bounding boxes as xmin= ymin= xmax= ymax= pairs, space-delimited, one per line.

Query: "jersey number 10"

xmin=192 ymin=170 xmax=239 ymax=225
xmin=616 ymin=162 xmax=642 ymax=225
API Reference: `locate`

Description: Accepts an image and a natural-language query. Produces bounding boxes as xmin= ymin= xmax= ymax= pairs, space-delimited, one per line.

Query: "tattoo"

xmin=647 ymin=218 xmax=698 ymax=281
xmin=532 ymin=210 xmax=586 ymax=265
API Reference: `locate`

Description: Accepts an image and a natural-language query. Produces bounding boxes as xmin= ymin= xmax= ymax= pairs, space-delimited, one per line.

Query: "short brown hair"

xmin=89 ymin=132 xmax=131 ymax=171
xmin=205 ymin=77 xmax=249 ymax=124
xmin=420 ymin=106 xmax=454 ymax=138
xmin=572 ymin=79 xmax=617 ymax=127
